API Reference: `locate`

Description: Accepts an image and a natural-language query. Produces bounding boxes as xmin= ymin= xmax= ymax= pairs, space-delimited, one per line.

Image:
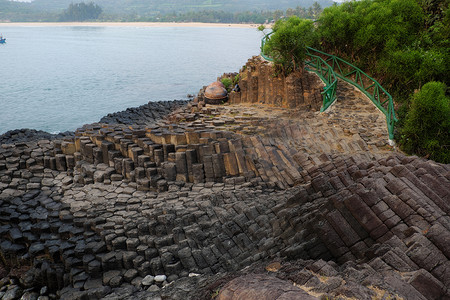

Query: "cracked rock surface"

xmin=0 ymin=65 xmax=449 ymax=300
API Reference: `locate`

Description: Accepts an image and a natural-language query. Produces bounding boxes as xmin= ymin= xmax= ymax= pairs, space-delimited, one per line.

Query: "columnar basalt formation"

xmin=228 ymin=56 xmax=324 ymax=110
xmin=0 ymin=64 xmax=449 ymax=300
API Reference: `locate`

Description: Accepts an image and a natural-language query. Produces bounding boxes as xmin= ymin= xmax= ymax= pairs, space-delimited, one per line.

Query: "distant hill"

xmin=27 ymin=0 xmax=334 ymax=15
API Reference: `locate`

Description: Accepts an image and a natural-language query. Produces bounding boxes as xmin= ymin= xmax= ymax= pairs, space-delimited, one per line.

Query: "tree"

xmin=286 ymin=8 xmax=296 ymax=17
xmin=312 ymin=1 xmax=323 ymax=19
xmin=263 ymin=16 xmax=317 ymax=75
xmin=400 ymin=82 xmax=449 ymax=163
xmin=273 ymin=10 xmax=284 ymax=21
xmin=59 ymin=2 xmax=103 ymax=21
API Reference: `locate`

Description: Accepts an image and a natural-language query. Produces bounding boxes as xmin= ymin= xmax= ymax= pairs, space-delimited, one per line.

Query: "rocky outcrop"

xmin=0 ymin=100 xmax=189 ymax=145
xmin=228 ymin=56 xmax=324 ymax=110
xmin=0 ymin=76 xmax=449 ymax=300
xmin=98 ymin=100 xmax=190 ymax=126
xmin=0 ymin=129 xmax=74 ymax=145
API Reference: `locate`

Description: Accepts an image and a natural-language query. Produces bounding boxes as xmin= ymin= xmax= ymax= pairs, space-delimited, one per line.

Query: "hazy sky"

xmin=10 ymin=0 xmax=350 ymax=3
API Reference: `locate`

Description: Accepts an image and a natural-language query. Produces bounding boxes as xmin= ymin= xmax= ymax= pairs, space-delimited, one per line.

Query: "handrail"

xmin=306 ymin=47 xmax=397 ymax=140
xmin=304 ymin=54 xmax=338 ymax=112
xmin=260 ymin=31 xmax=397 ymax=140
xmin=261 ymin=32 xmax=338 ymax=112
xmin=260 ymin=32 xmax=274 ymax=62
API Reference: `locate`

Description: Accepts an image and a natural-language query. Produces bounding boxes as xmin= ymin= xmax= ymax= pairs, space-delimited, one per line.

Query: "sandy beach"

xmin=0 ymin=22 xmax=261 ymax=28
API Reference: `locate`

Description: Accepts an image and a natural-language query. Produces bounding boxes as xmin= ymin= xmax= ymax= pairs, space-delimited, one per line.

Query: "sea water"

xmin=0 ymin=25 xmax=262 ymax=134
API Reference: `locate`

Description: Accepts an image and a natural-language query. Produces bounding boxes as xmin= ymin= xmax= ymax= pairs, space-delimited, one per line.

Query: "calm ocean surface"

xmin=0 ymin=25 xmax=262 ymax=134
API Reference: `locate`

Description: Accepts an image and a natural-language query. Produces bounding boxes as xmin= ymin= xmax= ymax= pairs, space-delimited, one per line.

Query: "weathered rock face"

xmin=0 ymin=78 xmax=449 ymax=300
xmin=0 ymin=129 xmax=74 ymax=145
xmin=218 ymin=274 xmax=319 ymax=300
xmin=228 ymin=56 xmax=324 ymax=111
xmin=98 ymin=100 xmax=190 ymax=126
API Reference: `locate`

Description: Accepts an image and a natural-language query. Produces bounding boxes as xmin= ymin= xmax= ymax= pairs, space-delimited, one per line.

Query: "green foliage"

xmin=220 ymin=78 xmax=233 ymax=92
xmin=30 ymin=0 xmax=333 ymax=15
xmin=315 ymin=0 xmax=449 ymax=97
xmin=264 ymin=16 xmax=316 ymax=75
xmin=317 ymin=0 xmax=424 ymax=61
xmin=59 ymin=2 xmax=102 ymax=21
xmin=0 ymin=0 xmax=59 ymax=21
xmin=309 ymin=0 xmax=449 ymax=162
xmin=232 ymin=74 xmax=240 ymax=86
xmin=257 ymin=24 xmax=266 ymax=32
xmin=400 ymin=82 xmax=449 ymax=163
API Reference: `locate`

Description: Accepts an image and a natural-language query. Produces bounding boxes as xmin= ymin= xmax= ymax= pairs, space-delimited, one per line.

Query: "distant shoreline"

xmin=0 ymin=22 xmax=261 ymax=28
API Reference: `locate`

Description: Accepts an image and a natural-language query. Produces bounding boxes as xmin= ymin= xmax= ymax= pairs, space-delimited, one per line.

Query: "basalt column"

xmin=228 ymin=56 xmax=324 ymax=110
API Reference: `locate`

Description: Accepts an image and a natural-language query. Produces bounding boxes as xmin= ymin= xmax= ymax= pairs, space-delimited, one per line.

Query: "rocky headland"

xmin=0 ymin=56 xmax=449 ymax=300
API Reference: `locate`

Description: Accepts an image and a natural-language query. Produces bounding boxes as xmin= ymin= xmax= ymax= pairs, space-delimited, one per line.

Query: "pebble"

xmin=147 ymin=285 xmax=160 ymax=292
xmin=154 ymin=275 xmax=166 ymax=283
xmin=141 ymin=275 xmax=155 ymax=286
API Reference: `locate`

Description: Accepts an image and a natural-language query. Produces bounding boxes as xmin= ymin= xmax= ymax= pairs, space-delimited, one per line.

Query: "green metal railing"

xmin=260 ymin=32 xmax=397 ymax=140
xmin=306 ymin=47 xmax=397 ymax=139
xmin=305 ymin=53 xmax=338 ymax=112
xmin=261 ymin=33 xmax=338 ymax=112
xmin=260 ymin=32 xmax=274 ymax=62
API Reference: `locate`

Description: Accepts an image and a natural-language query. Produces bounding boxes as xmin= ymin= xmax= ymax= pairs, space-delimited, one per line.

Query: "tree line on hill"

xmin=58 ymin=2 xmax=102 ymax=21
xmin=0 ymin=0 xmax=325 ymax=22
xmin=263 ymin=0 xmax=449 ymax=163
xmin=140 ymin=3 xmax=323 ymax=23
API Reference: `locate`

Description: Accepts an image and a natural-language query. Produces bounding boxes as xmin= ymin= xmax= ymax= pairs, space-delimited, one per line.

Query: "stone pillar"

xmin=154 ymin=149 xmax=164 ymax=167
xmin=192 ymin=164 xmax=205 ymax=183
xmin=101 ymin=141 xmax=114 ymax=165
xmin=223 ymin=153 xmax=239 ymax=176
xmin=185 ymin=149 xmax=197 ymax=182
xmin=112 ymin=135 xmax=123 ymax=151
xmin=163 ymin=144 xmax=175 ymax=161
xmin=119 ymin=139 xmax=133 ymax=157
xmin=148 ymin=144 xmax=162 ymax=161
xmin=185 ymin=131 xmax=200 ymax=144
xmin=285 ymin=72 xmax=303 ymax=109
xmin=240 ymin=77 xmax=248 ymax=104
xmin=49 ymin=157 xmax=56 ymax=170
xmin=212 ymin=153 xmax=225 ymax=181
xmin=61 ymin=142 xmax=76 ymax=155
xmin=229 ymin=91 xmax=241 ymax=104
xmin=162 ymin=162 xmax=177 ymax=181
xmin=262 ymin=62 xmax=272 ymax=105
xmin=135 ymin=167 xmax=146 ymax=180
xmin=129 ymin=147 xmax=144 ymax=165
xmin=66 ymin=155 xmax=75 ymax=170
xmin=171 ymin=133 xmax=187 ymax=146
xmin=249 ymin=75 xmax=259 ymax=104
xmin=200 ymin=144 xmax=215 ymax=160
xmin=138 ymin=155 xmax=150 ymax=168
xmin=123 ymin=158 xmax=134 ymax=179
xmin=203 ymin=156 xmax=215 ymax=182
xmin=91 ymin=134 xmax=104 ymax=147
xmin=55 ymin=154 xmax=67 ymax=171
xmin=175 ymin=152 xmax=188 ymax=182
xmin=93 ymin=147 xmax=103 ymax=164
xmin=108 ymin=150 xmax=120 ymax=167
xmin=114 ymin=158 xmax=123 ymax=175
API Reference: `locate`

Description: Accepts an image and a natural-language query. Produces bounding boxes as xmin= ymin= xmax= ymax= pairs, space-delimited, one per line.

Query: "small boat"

xmin=0 ymin=36 xmax=5 ymax=44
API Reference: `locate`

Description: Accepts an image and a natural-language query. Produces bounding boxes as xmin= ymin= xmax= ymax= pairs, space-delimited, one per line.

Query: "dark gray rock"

xmin=0 ymin=129 xmax=73 ymax=145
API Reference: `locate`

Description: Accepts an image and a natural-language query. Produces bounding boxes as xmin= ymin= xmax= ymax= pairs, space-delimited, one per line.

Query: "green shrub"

xmin=232 ymin=74 xmax=240 ymax=86
xmin=400 ymin=81 xmax=450 ymax=163
xmin=220 ymin=78 xmax=233 ymax=92
xmin=263 ymin=16 xmax=317 ymax=75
